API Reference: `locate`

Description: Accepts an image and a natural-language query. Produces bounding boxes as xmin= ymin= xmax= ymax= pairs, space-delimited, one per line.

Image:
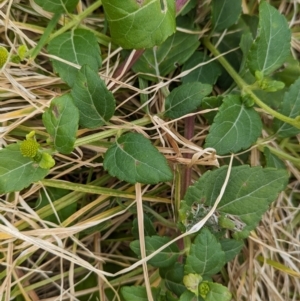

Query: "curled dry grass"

xmin=0 ymin=0 xmax=299 ymax=300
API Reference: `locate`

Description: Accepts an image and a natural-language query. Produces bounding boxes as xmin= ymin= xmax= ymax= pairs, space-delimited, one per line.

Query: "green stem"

xmin=29 ymin=11 xmax=61 ymax=59
xmin=202 ymin=38 xmax=300 ymax=129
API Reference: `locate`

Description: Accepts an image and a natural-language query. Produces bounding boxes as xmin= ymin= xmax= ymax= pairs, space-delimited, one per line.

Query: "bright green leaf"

xmin=183 ymin=274 xmax=202 ymax=296
xmin=164 ymin=83 xmax=212 ymax=119
xmin=181 ymin=52 xmax=221 ymax=85
xmin=71 ymin=65 xmax=115 ymax=128
xmin=202 ymin=282 xmax=232 ymax=301
xmin=102 ymin=0 xmax=176 ymax=49
xmin=0 ymin=143 xmax=49 ymax=194
xmin=205 ymin=95 xmax=262 ymax=155
xmin=121 ymin=286 xmax=160 ymax=301
xmin=182 ymin=166 xmax=288 ymax=238
xmin=263 ymin=147 xmax=285 ymax=169
xmin=273 ymin=77 xmax=300 ymax=137
xmin=103 ymin=132 xmax=173 ymax=184
xmin=132 ymin=17 xmax=199 ymax=80
xmin=34 ymin=0 xmax=78 ymax=13
xmin=247 ymin=1 xmax=291 ymax=76
xmin=130 ymin=236 xmax=179 ymax=268
xmin=185 ymin=228 xmax=226 ymax=277
xmin=47 ymin=29 xmax=101 ymax=87
xmin=211 ymin=0 xmax=242 ymax=32
xmin=42 ymin=94 xmax=79 ymax=154
xmin=219 ymin=238 xmax=244 ymax=263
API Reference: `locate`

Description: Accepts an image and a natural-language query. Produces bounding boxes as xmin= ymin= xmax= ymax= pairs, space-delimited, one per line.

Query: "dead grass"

xmin=0 ymin=1 xmax=299 ymax=300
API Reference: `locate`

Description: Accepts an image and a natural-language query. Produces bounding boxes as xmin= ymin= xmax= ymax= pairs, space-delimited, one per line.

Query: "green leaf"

xmin=36 ymin=187 xmax=75 ymax=224
xmin=102 ymin=0 xmax=176 ymax=49
xmin=34 ymin=0 xmax=78 ymax=13
xmin=183 ymin=273 xmax=202 ymax=296
xmin=103 ymin=132 xmax=173 ymax=184
xmin=130 ymin=236 xmax=180 ymax=268
xmin=132 ymin=17 xmax=199 ymax=80
xmin=70 ymin=65 xmax=115 ymax=128
xmin=132 ymin=215 xmax=157 ymax=240
xmin=161 ymin=263 xmax=186 ymax=297
xmin=47 ymin=29 xmax=101 ymax=87
xmin=263 ymin=148 xmax=285 ymax=169
xmin=181 ymin=52 xmax=221 ymax=85
xmin=247 ymin=1 xmax=291 ymax=76
xmin=201 ymin=96 xmax=223 ymax=124
xmin=211 ymin=0 xmax=242 ymax=32
xmin=42 ymin=94 xmax=79 ymax=154
xmin=185 ymin=228 xmax=226 ymax=277
xmin=205 ymin=95 xmax=262 ymax=155
xmin=0 ymin=143 xmax=49 ymax=194
xmin=202 ymin=282 xmax=231 ymax=301
xmin=273 ymin=77 xmax=300 ymax=137
xmin=121 ymin=286 xmax=160 ymax=301
xmin=182 ymin=165 xmax=288 ymax=238
xmin=164 ymin=83 xmax=212 ymax=119
xmin=219 ymin=238 xmax=244 ymax=263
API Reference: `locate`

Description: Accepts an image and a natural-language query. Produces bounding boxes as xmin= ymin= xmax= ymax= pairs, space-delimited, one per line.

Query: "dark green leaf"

xmin=164 ymin=83 xmax=212 ymax=119
xmin=161 ymin=263 xmax=185 ymax=296
xmin=182 ymin=166 xmax=288 ymax=238
xmin=132 ymin=215 xmax=157 ymax=240
xmin=102 ymin=0 xmax=176 ymax=49
xmin=273 ymin=77 xmax=300 ymax=137
xmin=179 ymin=291 xmax=204 ymax=301
xmin=130 ymin=236 xmax=179 ymax=268
xmin=34 ymin=0 xmax=78 ymax=13
xmin=132 ymin=17 xmax=199 ymax=80
xmin=219 ymin=238 xmax=244 ymax=263
xmin=121 ymin=286 xmax=160 ymax=301
xmin=71 ymin=65 xmax=115 ymax=128
xmin=103 ymin=133 xmax=173 ymax=184
xmin=263 ymin=148 xmax=286 ymax=169
xmin=211 ymin=0 xmax=242 ymax=32
xmin=185 ymin=228 xmax=225 ymax=277
xmin=201 ymin=96 xmax=223 ymax=124
xmin=247 ymin=1 xmax=291 ymax=76
xmin=47 ymin=29 xmax=101 ymax=87
xmin=0 ymin=143 xmax=49 ymax=194
xmin=42 ymin=94 xmax=79 ymax=154
xmin=205 ymin=95 xmax=262 ymax=155
xmin=181 ymin=52 xmax=221 ymax=85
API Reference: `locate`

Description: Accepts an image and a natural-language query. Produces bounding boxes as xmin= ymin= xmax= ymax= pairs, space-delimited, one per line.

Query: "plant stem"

xmin=202 ymin=38 xmax=300 ymax=129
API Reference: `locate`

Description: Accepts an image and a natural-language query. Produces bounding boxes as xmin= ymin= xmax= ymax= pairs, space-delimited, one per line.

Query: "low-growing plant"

xmin=0 ymin=0 xmax=299 ymax=300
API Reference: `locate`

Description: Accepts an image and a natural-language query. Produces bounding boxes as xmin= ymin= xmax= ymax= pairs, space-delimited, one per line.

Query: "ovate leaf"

xmin=219 ymin=238 xmax=244 ymax=263
xmin=121 ymin=286 xmax=160 ymax=301
xmin=185 ymin=228 xmax=226 ymax=277
xmin=47 ymin=29 xmax=101 ymax=87
xmin=202 ymin=282 xmax=232 ymax=301
xmin=181 ymin=52 xmax=221 ymax=85
xmin=43 ymin=94 xmax=79 ymax=154
xmin=103 ymin=132 xmax=173 ymax=184
xmin=130 ymin=236 xmax=180 ymax=268
xmin=264 ymin=147 xmax=285 ymax=169
xmin=164 ymin=83 xmax=212 ymax=119
xmin=182 ymin=165 xmax=288 ymax=238
xmin=132 ymin=17 xmax=199 ymax=80
xmin=211 ymin=0 xmax=242 ymax=32
xmin=273 ymin=77 xmax=300 ymax=137
xmin=205 ymin=95 xmax=262 ymax=155
xmin=71 ymin=65 xmax=115 ymax=128
xmin=0 ymin=143 xmax=49 ymax=194
xmin=102 ymin=0 xmax=176 ymax=49
xmin=247 ymin=1 xmax=291 ymax=76
xmin=34 ymin=0 xmax=78 ymax=13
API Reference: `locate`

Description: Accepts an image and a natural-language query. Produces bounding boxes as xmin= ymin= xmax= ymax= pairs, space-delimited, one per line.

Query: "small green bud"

xmin=183 ymin=274 xmax=202 ymax=296
xmin=20 ymin=140 xmax=40 ymax=158
xmin=241 ymin=93 xmax=255 ymax=107
xmin=17 ymin=45 xmax=27 ymax=60
xmin=39 ymin=152 xmax=55 ymax=169
xmin=218 ymin=215 xmax=235 ymax=230
xmin=199 ymin=281 xmax=210 ymax=298
xmin=0 ymin=46 xmax=8 ymax=68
